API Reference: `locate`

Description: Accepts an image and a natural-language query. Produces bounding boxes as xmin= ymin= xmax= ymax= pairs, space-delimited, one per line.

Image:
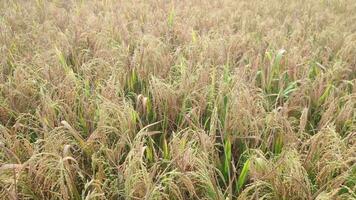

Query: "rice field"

xmin=0 ymin=0 xmax=355 ymax=199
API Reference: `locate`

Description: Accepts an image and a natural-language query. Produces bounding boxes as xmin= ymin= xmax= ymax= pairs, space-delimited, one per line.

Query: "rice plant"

xmin=0 ymin=0 xmax=355 ymax=199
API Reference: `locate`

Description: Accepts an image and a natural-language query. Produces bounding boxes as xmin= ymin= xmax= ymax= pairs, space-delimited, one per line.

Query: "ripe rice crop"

xmin=0 ymin=0 xmax=355 ymax=199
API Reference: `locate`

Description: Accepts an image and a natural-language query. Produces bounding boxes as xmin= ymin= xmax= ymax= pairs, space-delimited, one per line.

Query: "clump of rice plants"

xmin=0 ymin=0 xmax=355 ymax=199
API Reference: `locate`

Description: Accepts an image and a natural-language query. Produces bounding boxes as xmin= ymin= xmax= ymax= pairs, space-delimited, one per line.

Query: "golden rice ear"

xmin=0 ymin=163 xmax=22 ymax=171
xmin=61 ymin=121 xmax=85 ymax=147
xmin=142 ymin=97 xmax=148 ymax=114
xmin=299 ymin=107 xmax=309 ymax=133
xmin=136 ymin=94 xmax=143 ymax=113
xmin=240 ymin=149 xmax=313 ymax=200
xmin=135 ymin=94 xmax=148 ymax=115
xmin=63 ymin=144 xmax=71 ymax=158
xmin=250 ymin=156 xmax=269 ymax=178
xmin=0 ymin=142 xmax=21 ymax=164
xmin=136 ymin=94 xmax=143 ymax=104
